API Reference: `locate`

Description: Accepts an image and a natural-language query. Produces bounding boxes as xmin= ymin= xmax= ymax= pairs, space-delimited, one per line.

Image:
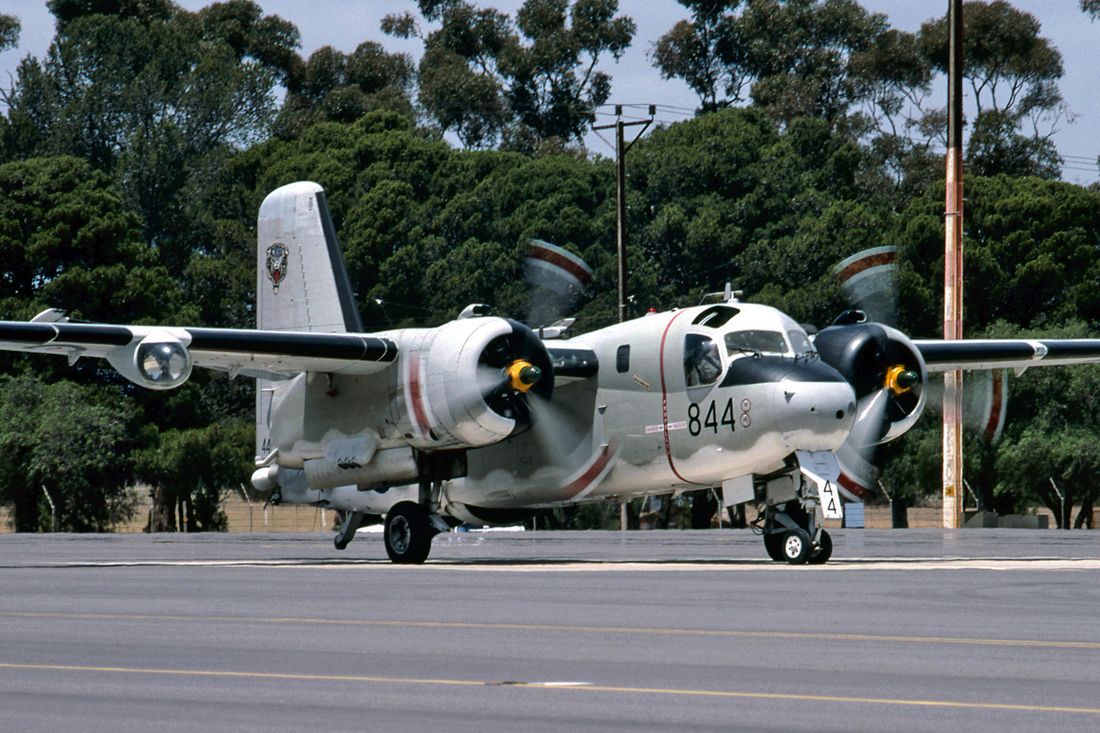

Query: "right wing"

xmin=915 ymin=339 xmax=1100 ymax=372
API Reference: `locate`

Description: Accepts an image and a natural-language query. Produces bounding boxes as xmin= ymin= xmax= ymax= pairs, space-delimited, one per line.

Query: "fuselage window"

xmin=616 ymin=344 xmax=630 ymax=373
xmin=684 ymin=334 xmax=722 ymax=387
xmin=725 ymin=330 xmax=788 ymax=357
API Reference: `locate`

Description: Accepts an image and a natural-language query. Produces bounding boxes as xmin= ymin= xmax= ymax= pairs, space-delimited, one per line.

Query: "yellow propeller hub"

xmin=507 ymin=360 xmax=542 ymax=392
xmin=884 ymin=365 xmax=920 ymax=395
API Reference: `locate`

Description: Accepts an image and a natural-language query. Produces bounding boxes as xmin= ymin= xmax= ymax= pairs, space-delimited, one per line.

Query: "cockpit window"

xmin=724 ymin=330 xmax=788 ymax=356
xmin=788 ymin=329 xmax=814 ymax=356
xmin=684 ymin=334 xmax=722 ymax=387
xmin=692 ymin=305 xmax=740 ymax=328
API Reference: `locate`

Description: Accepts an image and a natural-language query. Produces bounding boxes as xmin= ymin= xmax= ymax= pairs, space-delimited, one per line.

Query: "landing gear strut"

xmin=334 ymin=510 xmax=366 ymax=551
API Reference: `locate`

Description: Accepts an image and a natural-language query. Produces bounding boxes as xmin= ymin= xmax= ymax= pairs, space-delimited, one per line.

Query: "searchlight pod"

xmin=107 ymin=329 xmax=193 ymax=390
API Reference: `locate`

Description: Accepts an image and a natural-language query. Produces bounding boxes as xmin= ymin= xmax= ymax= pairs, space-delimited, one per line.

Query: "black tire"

xmin=808 ymin=529 xmax=833 ymax=565
xmin=782 ymin=528 xmax=811 ymax=565
xmin=764 ymin=533 xmax=786 ymax=562
xmin=384 ymin=502 xmax=433 ymax=564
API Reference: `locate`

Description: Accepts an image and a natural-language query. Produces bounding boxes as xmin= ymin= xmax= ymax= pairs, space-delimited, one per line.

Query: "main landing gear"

xmin=383 ymin=501 xmax=440 ymax=564
xmin=333 ymin=473 xmax=448 ymax=563
xmin=761 ymin=500 xmax=833 ymax=565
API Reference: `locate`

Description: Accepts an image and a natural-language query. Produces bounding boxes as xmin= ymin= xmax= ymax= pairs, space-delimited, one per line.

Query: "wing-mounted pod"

xmin=402 ymin=317 xmax=553 ymax=449
xmin=814 ymin=322 xmax=927 ymax=444
xmin=107 ymin=329 xmax=193 ymax=390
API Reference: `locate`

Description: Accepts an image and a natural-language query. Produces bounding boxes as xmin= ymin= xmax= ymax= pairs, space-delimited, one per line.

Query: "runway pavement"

xmin=1 ymin=529 xmax=1099 ymax=732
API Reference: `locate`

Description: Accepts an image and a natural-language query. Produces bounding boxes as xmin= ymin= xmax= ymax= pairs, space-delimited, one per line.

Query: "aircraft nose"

xmin=773 ymin=362 xmax=856 ymax=453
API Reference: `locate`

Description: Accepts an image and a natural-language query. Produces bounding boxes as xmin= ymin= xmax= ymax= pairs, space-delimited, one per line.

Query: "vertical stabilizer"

xmin=256 ymin=181 xmax=363 ymax=333
xmin=255 ymin=182 xmax=363 ymax=460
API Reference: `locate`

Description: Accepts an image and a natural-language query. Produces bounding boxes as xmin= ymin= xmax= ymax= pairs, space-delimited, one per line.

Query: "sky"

xmin=1 ymin=0 xmax=1098 ymax=183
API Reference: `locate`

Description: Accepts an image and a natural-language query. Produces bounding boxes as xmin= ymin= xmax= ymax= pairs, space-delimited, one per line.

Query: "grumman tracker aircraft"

xmin=3 ymin=182 xmax=1100 ymax=564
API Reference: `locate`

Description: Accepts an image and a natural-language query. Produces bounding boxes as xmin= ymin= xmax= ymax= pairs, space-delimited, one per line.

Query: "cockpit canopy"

xmin=682 ymin=304 xmax=816 ymax=387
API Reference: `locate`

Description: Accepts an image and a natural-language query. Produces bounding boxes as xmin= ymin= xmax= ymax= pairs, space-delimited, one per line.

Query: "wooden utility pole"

xmin=594 ymin=105 xmax=654 ymax=324
xmin=943 ymin=0 xmax=965 ymax=529
xmin=594 ymin=105 xmax=654 ymax=531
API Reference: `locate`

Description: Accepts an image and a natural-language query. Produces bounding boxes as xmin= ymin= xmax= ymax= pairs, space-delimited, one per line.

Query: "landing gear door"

xmin=797 ymin=450 xmax=844 ymax=521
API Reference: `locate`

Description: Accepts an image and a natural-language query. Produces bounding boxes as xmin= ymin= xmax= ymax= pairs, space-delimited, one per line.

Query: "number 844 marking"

xmin=687 ymin=397 xmax=751 ymax=436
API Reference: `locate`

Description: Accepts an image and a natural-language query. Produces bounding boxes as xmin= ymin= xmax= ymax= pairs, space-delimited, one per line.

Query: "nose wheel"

xmin=761 ymin=501 xmax=833 ymax=565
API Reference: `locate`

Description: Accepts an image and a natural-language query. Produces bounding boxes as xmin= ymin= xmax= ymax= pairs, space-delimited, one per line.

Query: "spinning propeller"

xmin=824 ymin=246 xmax=1009 ymax=497
xmin=474 ymin=321 xmax=554 ymax=428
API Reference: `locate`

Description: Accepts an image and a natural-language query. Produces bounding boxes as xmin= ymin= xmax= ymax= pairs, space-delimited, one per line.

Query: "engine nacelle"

xmin=814 ymin=322 xmax=926 ymax=444
xmin=107 ymin=330 xmax=193 ymax=390
xmin=401 ymin=317 xmax=553 ymax=449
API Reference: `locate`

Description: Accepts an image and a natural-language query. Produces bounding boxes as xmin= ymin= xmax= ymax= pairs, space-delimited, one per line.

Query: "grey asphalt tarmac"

xmin=1 ymin=529 xmax=1099 ymax=732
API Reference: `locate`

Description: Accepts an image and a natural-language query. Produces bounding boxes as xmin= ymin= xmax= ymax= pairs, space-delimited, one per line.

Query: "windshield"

xmin=724 ymin=330 xmax=788 ymax=356
xmin=787 ymin=329 xmax=814 ymax=356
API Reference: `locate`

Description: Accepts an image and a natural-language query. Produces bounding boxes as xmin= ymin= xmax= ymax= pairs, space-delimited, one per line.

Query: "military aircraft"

xmin=2 ymin=181 xmax=1099 ymax=564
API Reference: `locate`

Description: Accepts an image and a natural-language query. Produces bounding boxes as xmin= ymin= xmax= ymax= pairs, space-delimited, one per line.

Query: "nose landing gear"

xmin=761 ymin=503 xmax=833 ymax=564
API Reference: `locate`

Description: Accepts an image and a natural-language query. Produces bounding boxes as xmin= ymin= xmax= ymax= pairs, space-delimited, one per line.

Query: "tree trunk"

xmin=11 ymin=484 xmax=39 ymax=532
xmin=148 ymin=485 xmax=176 ymax=532
xmin=1074 ymin=497 xmax=1094 ymax=529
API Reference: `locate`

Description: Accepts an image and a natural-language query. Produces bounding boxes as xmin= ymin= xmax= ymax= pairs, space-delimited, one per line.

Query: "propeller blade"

xmin=923 ymin=370 xmax=1009 ymax=444
xmin=835 ymin=388 xmax=889 ymax=500
xmin=526 ymin=391 xmax=586 ymax=465
xmin=524 ymin=239 xmax=593 ymax=327
xmin=833 ymin=246 xmax=898 ymax=326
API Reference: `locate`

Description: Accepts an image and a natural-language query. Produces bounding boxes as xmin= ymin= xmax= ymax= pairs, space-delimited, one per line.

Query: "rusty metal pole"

xmin=943 ymin=0 xmax=965 ymax=529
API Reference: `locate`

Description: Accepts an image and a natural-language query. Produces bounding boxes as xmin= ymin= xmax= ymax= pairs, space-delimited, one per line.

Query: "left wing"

xmin=915 ymin=339 xmax=1100 ymax=372
xmin=0 ymin=319 xmax=397 ymax=387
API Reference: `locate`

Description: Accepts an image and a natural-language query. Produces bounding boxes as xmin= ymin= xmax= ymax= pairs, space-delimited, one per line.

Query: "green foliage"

xmin=919 ymin=1 xmax=1064 ymax=177
xmin=276 ymin=42 xmax=416 ymax=137
xmin=135 ymin=420 xmax=253 ymax=531
xmin=387 ymin=0 xmax=635 ymax=150
xmin=654 ymin=0 xmax=896 ymax=127
xmin=2 ymin=2 xmax=290 ymax=271
xmin=1 ymin=1 xmax=1099 ymax=530
xmin=0 ymin=156 xmax=178 ymax=324
xmin=0 ymin=13 xmax=19 ymax=51
xmin=0 ymin=376 xmax=139 ymax=531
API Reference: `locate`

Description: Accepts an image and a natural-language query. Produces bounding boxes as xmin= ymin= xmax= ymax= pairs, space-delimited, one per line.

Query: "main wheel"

xmin=782 ymin=528 xmax=811 ymax=565
xmin=384 ymin=502 xmax=434 ymax=564
xmin=764 ymin=533 xmax=786 ymax=562
xmin=808 ymin=529 xmax=833 ymax=565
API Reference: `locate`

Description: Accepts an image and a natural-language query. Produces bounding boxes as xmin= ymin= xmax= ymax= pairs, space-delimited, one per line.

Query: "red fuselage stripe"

xmin=562 ymin=444 xmax=612 ymax=498
xmin=408 ymin=349 xmax=431 ymax=437
xmin=658 ymin=310 xmax=697 ymax=485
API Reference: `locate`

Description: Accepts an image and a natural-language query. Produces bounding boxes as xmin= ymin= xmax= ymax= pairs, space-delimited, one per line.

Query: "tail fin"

xmin=255 ymin=182 xmax=363 ymax=462
xmin=256 ymin=181 xmax=363 ymax=333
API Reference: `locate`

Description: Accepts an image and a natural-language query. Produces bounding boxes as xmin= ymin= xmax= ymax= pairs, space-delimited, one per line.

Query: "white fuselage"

xmin=269 ymin=302 xmax=857 ymax=520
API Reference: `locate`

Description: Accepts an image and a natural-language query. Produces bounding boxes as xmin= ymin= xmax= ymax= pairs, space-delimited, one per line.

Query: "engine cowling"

xmin=402 ymin=317 xmax=553 ymax=449
xmin=814 ymin=322 xmax=926 ymax=444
